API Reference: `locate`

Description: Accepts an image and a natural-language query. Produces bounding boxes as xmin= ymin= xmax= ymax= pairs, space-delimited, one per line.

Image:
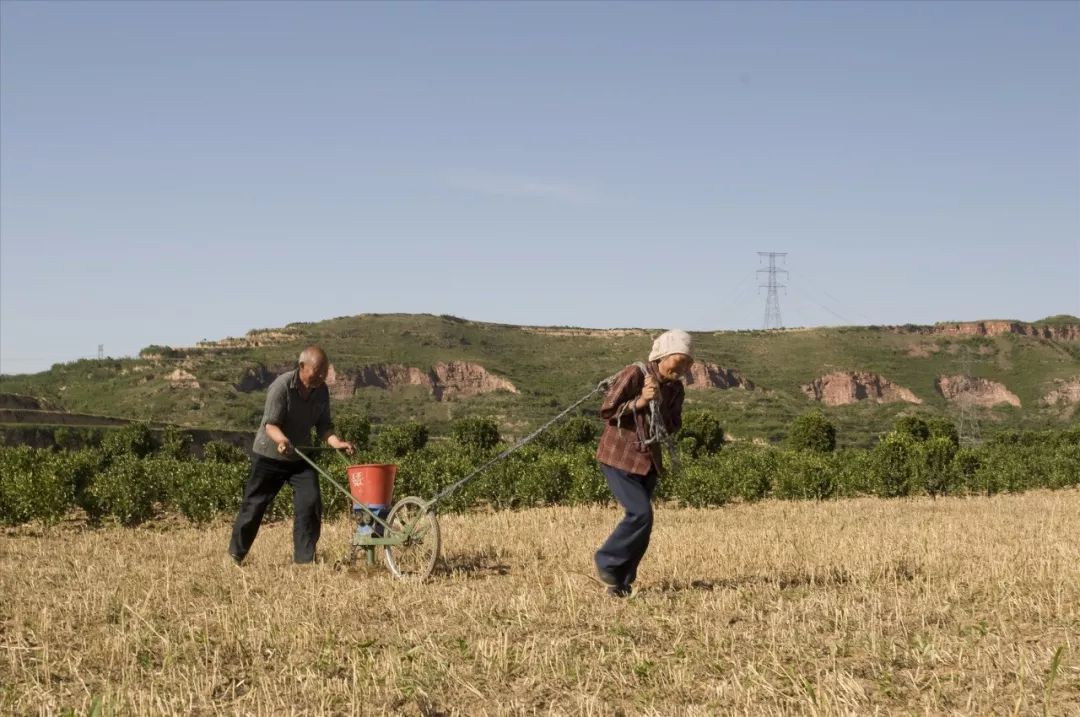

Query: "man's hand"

xmin=276 ymin=439 xmax=294 ymax=457
xmin=327 ymin=435 xmax=355 ymax=456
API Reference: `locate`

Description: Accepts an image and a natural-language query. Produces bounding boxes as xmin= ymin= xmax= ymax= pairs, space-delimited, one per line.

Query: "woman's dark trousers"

xmin=594 ymin=463 xmax=658 ymax=587
xmin=229 ymin=455 xmax=323 ymax=564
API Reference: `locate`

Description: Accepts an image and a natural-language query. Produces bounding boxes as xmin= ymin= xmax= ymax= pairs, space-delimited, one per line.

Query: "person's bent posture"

xmin=228 ymin=346 xmax=353 ymax=565
xmin=594 ymin=330 xmax=693 ymax=597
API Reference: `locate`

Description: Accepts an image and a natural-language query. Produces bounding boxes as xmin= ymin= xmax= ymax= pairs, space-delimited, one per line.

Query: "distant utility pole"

xmin=97 ymin=344 xmax=104 ymax=360
xmin=757 ymin=252 xmax=788 ymax=330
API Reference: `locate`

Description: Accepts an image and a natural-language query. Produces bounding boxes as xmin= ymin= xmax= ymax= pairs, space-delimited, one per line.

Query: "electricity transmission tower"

xmin=956 ymin=351 xmax=982 ymax=446
xmin=757 ymin=252 xmax=788 ymax=329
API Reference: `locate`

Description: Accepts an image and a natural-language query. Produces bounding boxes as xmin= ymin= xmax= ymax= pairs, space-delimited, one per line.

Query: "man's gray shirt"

xmin=252 ymin=369 xmax=333 ymax=461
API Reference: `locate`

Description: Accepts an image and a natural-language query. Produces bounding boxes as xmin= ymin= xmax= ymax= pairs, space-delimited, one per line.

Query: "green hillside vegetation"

xmin=1034 ymin=314 xmax=1080 ymax=325
xmin=1 ymin=314 xmax=1077 ymax=447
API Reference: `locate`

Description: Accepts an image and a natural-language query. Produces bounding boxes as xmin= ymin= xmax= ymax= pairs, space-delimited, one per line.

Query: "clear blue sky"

xmin=2 ymin=1 xmax=1077 ymax=374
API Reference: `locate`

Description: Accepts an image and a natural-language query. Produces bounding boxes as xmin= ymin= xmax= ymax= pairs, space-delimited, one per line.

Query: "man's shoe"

xmin=594 ymin=564 xmax=619 ymax=588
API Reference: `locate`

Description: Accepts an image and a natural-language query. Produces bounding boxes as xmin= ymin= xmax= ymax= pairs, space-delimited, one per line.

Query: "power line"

xmin=786 ymin=284 xmax=854 ymax=325
xmin=716 ymin=271 xmax=765 ymax=323
xmin=797 ymin=276 xmax=874 ymax=325
xmin=757 ymin=252 xmax=788 ymax=329
xmin=716 ymin=270 xmax=759 ymax=307
xmin=778 ymin=296 xmax=815 ymax=328
xmin=783 ymin=291 xmax=836 ymax=328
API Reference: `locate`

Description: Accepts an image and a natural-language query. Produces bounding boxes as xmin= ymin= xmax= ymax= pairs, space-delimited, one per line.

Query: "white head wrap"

xmin=648 ymin=329 xmax=693 ymax=362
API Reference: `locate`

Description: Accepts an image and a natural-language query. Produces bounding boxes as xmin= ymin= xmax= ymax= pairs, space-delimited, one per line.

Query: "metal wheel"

xmin=383 ymin=497 xmax=441 ymax=581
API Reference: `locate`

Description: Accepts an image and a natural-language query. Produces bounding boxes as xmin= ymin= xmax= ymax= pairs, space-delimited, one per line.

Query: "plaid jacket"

xmin=595 ymin=362 xmax=684 ymax=476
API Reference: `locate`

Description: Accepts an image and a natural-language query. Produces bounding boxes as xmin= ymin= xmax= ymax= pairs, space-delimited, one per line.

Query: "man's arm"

xmin=315 ymin=401 xmax=353 ymax=454
xmin=262 ymin=379 xmax=291 ymax=454
xmin=319 ymin=428 xmax=354 ymax=455
xmin=265 ymin=423 xmax=292 ymax=455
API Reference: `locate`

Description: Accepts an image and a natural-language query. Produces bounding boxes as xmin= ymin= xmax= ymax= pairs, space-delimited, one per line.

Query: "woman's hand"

xmin=636 ymin=375 xmax=659 ymax=408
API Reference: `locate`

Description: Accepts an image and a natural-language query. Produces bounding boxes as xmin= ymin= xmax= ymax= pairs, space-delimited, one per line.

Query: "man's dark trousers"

xmin=229 ymin=456 xmax=322 ymax=563
xmin=594 ymin=463 xmax=658 ymax=587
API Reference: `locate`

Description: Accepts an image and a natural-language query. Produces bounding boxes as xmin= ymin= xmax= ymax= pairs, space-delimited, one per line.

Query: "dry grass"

xmin=3 ymin=491 xmax=1079 ymax=716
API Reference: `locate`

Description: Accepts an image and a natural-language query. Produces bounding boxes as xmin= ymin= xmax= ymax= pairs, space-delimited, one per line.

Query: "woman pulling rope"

xmin=593 ymin=330 xmax=694 ymax=597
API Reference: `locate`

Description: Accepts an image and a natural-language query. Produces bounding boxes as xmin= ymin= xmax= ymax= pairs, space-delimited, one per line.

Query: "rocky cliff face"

xmin=1040 ymin=378 xmax=1080 ymax=407
xmin=429 ymin=361 xmax=518 ymax=400
xmin=936 ymin=321 xmax=1080 ymax=341
xmin=520 ymin=327 xmax=649 ymax=338
xmin=335 ymin=362 xmax=518 ymax=401
xmin=802 ymin=372 xmax=922 ymax=406
xmin=196 ymin=329 xmax=301 ymax=350
xmin=235 ymin=364 xmax=288 ymax=392
xmin=1041 ymin=378 xmax=1080 ymax=419
xmin=235 ymin=362 xmax=519 ymax=402
xmin=684 ymin=363 xmax=755 ymax=391
xmin=892 ymin=321 xmax=1080 ymax=341
xmin=935 ymin=375 xmax=1021 ymax=407
xmin=166 ymin=369 xmax=200 ymax=389
xmin=331 ymin=364 xmax=431 ymax=396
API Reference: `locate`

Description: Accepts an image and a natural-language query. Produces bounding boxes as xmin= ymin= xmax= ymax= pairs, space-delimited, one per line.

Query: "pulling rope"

xmin=428 ymin=372 xmax=622 ymax=507
xmin=429 ymin=363 xmax=683 ymax=506
xmin=644 ymin=398 xmax=679 ymax=472
xmin=617 ymin=362 xmax=679 ymax=472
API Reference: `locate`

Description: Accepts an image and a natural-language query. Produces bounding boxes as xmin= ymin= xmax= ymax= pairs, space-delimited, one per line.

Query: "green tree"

xmin=679 ymin=410 xmax=725 ymax=457
xmin=917 ymin=436 xmax=958 ymax=497
xmin=788 ymin=410 xmax=837 ymax=453
xmin=88 ymin=456 xmax=157 ymax=526
xmin=0 ymin=448 xmax=75 ymax=525
xmin=671 ymin=454 xmax=733 ymax=507
xmin=1049 ymin=443 xmax=1080 ymax=489
xmin=451 ymin=417 xmax=502 ymax=451
xmin=161 ymin=459 xmax=246 ymax=524
xmin=952 ymin=447 xmax=983 ymax=495
xmin=893 ymin=415 xmax=930 ymax=442
xmin=773 ymin=450 xmax=837 ymax=501
xmin=139 ymin=344 xmax=180 ymax=358
xmin=101 ymin=423 xmax=157 ymax=459
xmin=872 ymin=433 xmax=918 ymax=497
xmin=374 ymin=422 xmax=429 ymax=457
xmin=335 ymin=413 xmax=372 ymax=451
xmin=538 ymin=416 xmax=598 ymax=451
xmin=158 ymin=426 xmax=193 ymax=460
xmin=926 ymin=417 xmax=959 ymax=447
xmin=202 ymin=440 xmax=248 ymax=463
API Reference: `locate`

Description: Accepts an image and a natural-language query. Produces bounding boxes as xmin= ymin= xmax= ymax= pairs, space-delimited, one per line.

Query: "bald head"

xmin=298 ymin=346 xmax=327 ymax=368
xmin=297 ymin=346 xmax=329 ymax=390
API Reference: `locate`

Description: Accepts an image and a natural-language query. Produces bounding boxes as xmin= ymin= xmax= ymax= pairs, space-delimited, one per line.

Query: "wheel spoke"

xmin=383 ymin=497 xmax=440 ymax=581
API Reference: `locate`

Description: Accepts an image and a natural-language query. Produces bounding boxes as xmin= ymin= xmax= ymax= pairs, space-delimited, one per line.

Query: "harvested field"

xmin=2 ymin=491 xmax=1078 ymax=715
